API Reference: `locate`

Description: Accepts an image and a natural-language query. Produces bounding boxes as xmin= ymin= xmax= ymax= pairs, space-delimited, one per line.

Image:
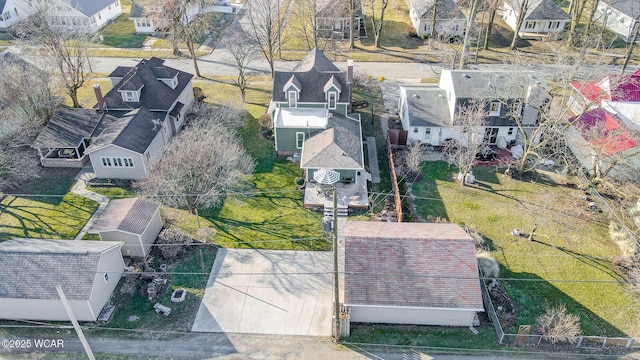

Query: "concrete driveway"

xmin=192 ymin=249 xmax=333 ymax=336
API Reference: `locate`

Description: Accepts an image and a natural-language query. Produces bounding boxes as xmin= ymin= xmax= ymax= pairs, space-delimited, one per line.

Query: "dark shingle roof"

xmin=103 ymin=57 xmax=193 ymax=111
xmin=108 ymin=66 xmax=132 ymax=78
xmin=407 ymin=0 xmax=466 ymax=20
xmin=273 ymin=71 xmax=350 ymax=103
xmin=300 ymin=113 xmax=363 ymax=169
xmin=524 ymin=0 xmax=571 ymax=20
xmin=0 ymin=239 xmax=122 ymax=300
xmin=0 ymin=0 xmax=7 ymax=13
xmin=129 ymin=0 xmax=145 ymax=18
xmin=293 ymin=48 xmax=341 ymax=72
xmin=342 ymin=221 xmax=484 ymax=310
xmin=87 ymin=108 xmax=165 ymax=154
xmin=90 ymin=198 xmax=159 ymax=235
xmin=603 ymin=0 xmax=640 ymax=18
xmin=71 ymin=0 xmax=119 ymax=17
xmin=32 ymin=109 xmax=119 ymax=148
xmin=402 ymin=86 xmax=452 ymax=127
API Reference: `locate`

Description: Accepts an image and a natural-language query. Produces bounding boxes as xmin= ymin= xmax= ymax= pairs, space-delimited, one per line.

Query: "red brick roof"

xmin=341 ymin=221 xmax=484 ymax=310
xmin=90 ymin=197 xmax=159 ymax=235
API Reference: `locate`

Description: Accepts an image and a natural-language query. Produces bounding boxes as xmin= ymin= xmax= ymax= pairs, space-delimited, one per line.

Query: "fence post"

xmin=626 ymin=338 xmax=634 ymax=349
xmin=575 ymin=336 xmax=583 ymax=348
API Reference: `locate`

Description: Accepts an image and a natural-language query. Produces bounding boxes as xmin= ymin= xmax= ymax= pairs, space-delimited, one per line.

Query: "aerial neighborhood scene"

xmin=1 ymin=0 xmax=640 ymax=358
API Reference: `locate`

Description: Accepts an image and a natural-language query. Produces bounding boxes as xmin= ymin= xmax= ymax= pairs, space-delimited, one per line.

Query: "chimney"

xmin=94 ymin=84 xmax=105 ymax=112
xmin=347 ymin=60 xmax=354 ymax=112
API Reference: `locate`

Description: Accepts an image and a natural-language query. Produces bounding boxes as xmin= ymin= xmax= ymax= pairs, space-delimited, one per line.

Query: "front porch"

xmin=303 ymin=181 xmax=369 ymax=209
xmin=36 ymin=146 xmax=89 ymax=168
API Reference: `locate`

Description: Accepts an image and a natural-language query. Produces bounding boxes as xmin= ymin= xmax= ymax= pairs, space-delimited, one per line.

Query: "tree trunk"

xmin=70 ymin=89 xmax=81 ymax=108
xmin=349 ymin=0 xmax=355 ymax=49
xmin=510 ymin=1 xmax=528 ymax=51
xmin=620 ymin=18 xmax=640 ymax=74
xmin=567 ymin=0 xmax=586 ymax=46
xmin=187 ymin=42 xmax=201 ymax=78
xmin=431 ymin=0 xmax=438 ymax=40
xmin=483 ymin=8 xmax=496 ymax=50
xmin=458 ymin=0 xmax=480 ymax=69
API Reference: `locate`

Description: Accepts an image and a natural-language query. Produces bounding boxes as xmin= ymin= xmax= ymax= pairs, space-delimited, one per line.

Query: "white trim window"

xmin=296 ymin=132 xmax=305 ymax=149
xmin=288 ymin=90 xmax=297 ymax=108
xmin=328 ymin=92 xmax=337 ymax=110
xmin=549 ymin=21 xmax=560 ymax=29
xmin=489 ymin=102 xmax=501 ymax=116
xmin=525 ymin=21 xmax=536 ymax=30
xmin=103 ymin=273 xmax=109 ymax=283
xmin=101 ymin=157 xmax=135 ymax=168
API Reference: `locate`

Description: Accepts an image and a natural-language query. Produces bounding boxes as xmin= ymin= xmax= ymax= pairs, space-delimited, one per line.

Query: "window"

xmin=489 ymin=102 xmax=501 ymax=116
xmin=115 ymin=1 xmax=120 ymax=6
xmin=508 ymin=127 xmax=514 ymax=135
xmin=484 ymin=127 xmax=499 ymax=144
xmin=103 ymin=273 xmax=109 ymax=283
xmin=549 ymin=21 xmax=560 ymax=29
xmin=100 ymin=157 xmax=134 ymax=168
xmin=328 ymin=92 xmax=337 ymax=110
xmin=425 ymin=128 xmax=431 ymax=140
xmin=525 ymin=21 xmax=536 ymax=29
xmin=3 ymin=11 xmax=11 ymax=21
xmin=296 ymin=132 xmax=305 ymax=149
xmin=288 ymin=90 xmax=297 ymax=108
xmin=413 ymin=127 xmax=419 ymax=133
xmin=90 ymin=16 xmax=96 ymax=24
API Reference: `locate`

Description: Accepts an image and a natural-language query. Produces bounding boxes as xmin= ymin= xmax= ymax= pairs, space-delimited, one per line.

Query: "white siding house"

xmin=405 ymin=0 xmax=466 ymax=39
xmin=47 ymin=0 xmax=122 ymax=34
xmin=90 ymin=198 xmax=162 ymax=258
xmin=500 ymin=0 xmax=571 ymax=38
xmin=129 ymin=0 xmax=201 ymax=34
xmin=0 ymin=239 xmax=124 ymax=322
xmin=0 ymin=0 xmax=37 ymax=30
xmin=594 ymin=0 xmax=640 ymax=42
xmin=398 ymin=70 xmax=548 ymax=147
xmin=341 ymin=222 xmax=484 ymax=327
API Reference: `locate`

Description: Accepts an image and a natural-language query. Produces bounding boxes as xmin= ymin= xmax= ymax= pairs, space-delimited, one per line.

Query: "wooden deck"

xmin=303 ymin=182 xmax=369 ymax=209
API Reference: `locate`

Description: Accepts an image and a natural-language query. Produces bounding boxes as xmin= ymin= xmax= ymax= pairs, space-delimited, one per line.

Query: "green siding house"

xmin=269 ymin=49 xmax=369 ymax=209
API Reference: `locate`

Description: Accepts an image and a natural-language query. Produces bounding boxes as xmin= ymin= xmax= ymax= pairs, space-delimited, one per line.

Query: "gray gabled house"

xmin=269 ymin=48 xmax=368 ymax=210
xmin=405 ymin=0 xmax=466 ymax=39
xmin=500 ymin=0 xmax=571 ymax=38
xmin=33 ymin=57 xmax=195 ymax=180
xmin=399 ymin=69 xmax=548 ymax=147
xmin=0 ymin=239 xmax=124 ymax=322
xmin=595 ymin=0 xmax=640 ymax=42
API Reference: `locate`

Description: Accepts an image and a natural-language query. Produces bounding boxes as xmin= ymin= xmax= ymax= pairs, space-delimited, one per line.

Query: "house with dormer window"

xmin=33 ymin=57 xmax=195 ymax=180
xmin=269 ymin=48 xmax=369 ymax=210
xmin=398 ymin=69 xmax=548 ymax=147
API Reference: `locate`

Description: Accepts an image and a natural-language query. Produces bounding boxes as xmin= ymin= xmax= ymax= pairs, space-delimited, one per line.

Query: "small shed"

xmin=0 ymin=239 xmax=124 ymax=322
xmin=341 ymin=221 xmax=484 ymax=327
xmin=89 ymin=197 xmax=162 ymax=258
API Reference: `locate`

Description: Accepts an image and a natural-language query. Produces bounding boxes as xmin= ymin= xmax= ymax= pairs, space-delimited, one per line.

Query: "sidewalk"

xmin=71 ymin=165 xmax=109 ymax=240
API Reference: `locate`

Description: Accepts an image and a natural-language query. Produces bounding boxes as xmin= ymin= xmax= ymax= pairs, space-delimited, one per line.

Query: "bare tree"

xmin=368 ymin=0 xmax=390 ymax=48
xmin=621 ymin=20 xmax=640 ymax=75
xmin=12 ymin=6 xmax=94 ymax=108
xmin=247 ymin=0 xmax=281 ymax=77
xmin=509 ymin=0 xmax=531 ymax=50
xmin=443 ymin=100 xmax=489 ymax=186
xmin=349 ymin=0 xmax=357 ymax=49
xmin=483 ymin=0 xmax=502 ymax=50
xmin=221 ymin=29 xmax=258 ymax=103
xmin=458 ymin=0 xmax=480 ymax=68
xmin=135 ymin=105 xmax=255 ymax=213
xmin=290 ymin=0 xmax=317 ymax=50
xmin=536 ymin=305 xmax=582 ymax=344
xmin=567 ymin=0 xmax=587 ymax=46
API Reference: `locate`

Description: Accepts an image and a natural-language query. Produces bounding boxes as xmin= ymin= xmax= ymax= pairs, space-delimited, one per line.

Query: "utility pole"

xmin=56 ymin=285 xmax=95 ymax=360
xmin=332 ymin=189 xmax=340 ymax=343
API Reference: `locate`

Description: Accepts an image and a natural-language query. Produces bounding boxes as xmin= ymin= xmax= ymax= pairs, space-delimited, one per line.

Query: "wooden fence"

xmin=386 ymin=137 xmax=402 ymax=222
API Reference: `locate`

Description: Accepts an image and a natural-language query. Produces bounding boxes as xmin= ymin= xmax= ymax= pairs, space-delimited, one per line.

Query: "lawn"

xmin=96 ymin=0 xmax=148 ymax=48
xmin=0 ymin=168 xmax=98 ymax=241
xmin=411 ymin=161 xmax=640 ymax=338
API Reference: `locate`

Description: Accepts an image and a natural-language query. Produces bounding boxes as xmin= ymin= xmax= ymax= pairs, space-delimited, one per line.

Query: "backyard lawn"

xmin=411 ymin=161 xmax=640 ymax=338
xmin=0 ymin=168 xmax=98 ymax=241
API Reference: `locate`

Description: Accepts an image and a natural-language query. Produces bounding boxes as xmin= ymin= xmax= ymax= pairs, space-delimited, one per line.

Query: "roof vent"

xmin=463 ymin=74 xmax=470 ymax=78
xmin=412 ymin=94 xmax=419 ymax=98
xmin=152 ymin=119 xmax=161 ymax=130
xmin=438 ymin=94 xmax=443 ymax=98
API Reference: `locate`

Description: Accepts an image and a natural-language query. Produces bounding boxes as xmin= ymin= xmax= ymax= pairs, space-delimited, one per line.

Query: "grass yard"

xmin=0 ymin=168 xmax=98 ymax=241
xmin=97 ymin=0 xmax=148 ymax=49
xmin=411 ymin=161 xmax=640 ymax=338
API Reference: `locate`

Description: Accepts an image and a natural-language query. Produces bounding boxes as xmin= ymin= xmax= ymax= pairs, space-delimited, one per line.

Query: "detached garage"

xmin=0 ymin=239 xmax=124 ymax=322
xmin=341 ymin=221 xmax=484 ymax=327
xmin=89 ymin=197 xmax=162 ymax=258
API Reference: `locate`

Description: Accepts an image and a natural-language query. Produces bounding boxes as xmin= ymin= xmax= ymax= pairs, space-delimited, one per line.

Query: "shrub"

xmin=609 ymin=221 xmax=637 ymax=259
xmin=536 ymin=305 xmax=581 ymax=344
xmin=295 ymin=177 xmax=305 ymax=186
xmin=378 ymin=75 xmax=385 ymax=82
xmin=477 ymin=250 xmax=500 ymax=279
xmin=197 ymin=227 xmax=217 ymax=243
xmin=156 ymin=228 xmax=193 ymax=260
xmin=258 ymin=113 xmax=272 ymax=130
xmin=469 ymin=230 xmax=485 ymax=249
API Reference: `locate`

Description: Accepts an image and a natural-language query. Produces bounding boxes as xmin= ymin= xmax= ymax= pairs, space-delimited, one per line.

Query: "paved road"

xmin=3 ymin=333 xmax=620 ymax=359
